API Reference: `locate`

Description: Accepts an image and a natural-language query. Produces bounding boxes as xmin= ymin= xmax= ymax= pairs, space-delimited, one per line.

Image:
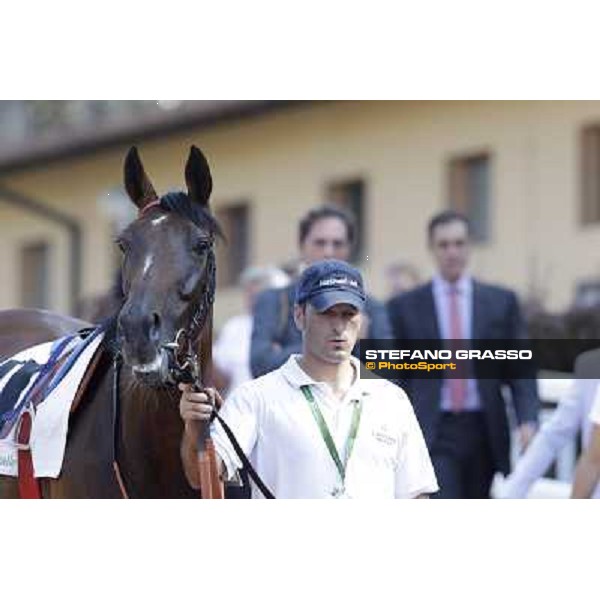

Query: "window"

xmin=215 ymin=203 xmax=250 ymax=288
xmin=448 ymin=153 xmax=491 ymax=242
xmin=326 ymin=179 xmax=366 ymax=263
xmin=581 ymin=125 xmax=600 ymax=225
xmin=20 ymin=241 xmax=50 ymax=309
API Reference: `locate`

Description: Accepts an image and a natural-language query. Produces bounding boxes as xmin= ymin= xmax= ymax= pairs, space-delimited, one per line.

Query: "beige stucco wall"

xmin=2 ymin=100 xmax=600 ymax=326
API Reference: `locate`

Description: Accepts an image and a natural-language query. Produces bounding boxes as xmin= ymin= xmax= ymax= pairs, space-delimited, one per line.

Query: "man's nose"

xmin=322 ymin=244 xmax=336 ymax=258
xmin=330 ymin=318 xmax=345 ymax=334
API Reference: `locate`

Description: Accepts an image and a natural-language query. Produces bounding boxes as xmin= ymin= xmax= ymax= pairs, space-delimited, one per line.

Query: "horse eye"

xmin=116 ymin=239 xmax=129 ymax=254
xmin=193 ymin=241 xmax=209 ymax=256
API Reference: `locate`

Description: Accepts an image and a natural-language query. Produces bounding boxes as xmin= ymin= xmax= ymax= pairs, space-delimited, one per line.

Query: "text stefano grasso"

xmin=364 ymin=349 xmax=533 ymax=361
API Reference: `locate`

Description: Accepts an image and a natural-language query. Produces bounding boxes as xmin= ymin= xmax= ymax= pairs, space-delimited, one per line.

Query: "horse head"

xmin=116 ymin=146 xmax=221 ymax=387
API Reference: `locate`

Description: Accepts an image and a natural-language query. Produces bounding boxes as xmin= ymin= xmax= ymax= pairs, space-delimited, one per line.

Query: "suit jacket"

xmin=250 ymin=283 xmax=393 ymax=378
xmin=386 ymin=279 xmax=539 ymax=475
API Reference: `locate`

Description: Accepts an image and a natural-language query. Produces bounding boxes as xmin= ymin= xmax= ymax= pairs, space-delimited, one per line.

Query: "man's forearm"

xmin=180 ymin=425 xmax=202 ymax=490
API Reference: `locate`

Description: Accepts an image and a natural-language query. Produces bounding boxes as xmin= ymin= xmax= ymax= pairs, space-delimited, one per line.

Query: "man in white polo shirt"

xmin=179 ymin=259 xmax=438 ymax=499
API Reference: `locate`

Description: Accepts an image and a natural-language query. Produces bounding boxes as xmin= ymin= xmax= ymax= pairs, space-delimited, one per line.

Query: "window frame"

xmin=447 ymin=150 xmax=492 ymax=244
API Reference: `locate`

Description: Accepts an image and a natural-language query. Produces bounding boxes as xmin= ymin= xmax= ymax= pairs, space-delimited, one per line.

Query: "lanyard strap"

xmin=300 ymin=385 xmax=362 ymax=483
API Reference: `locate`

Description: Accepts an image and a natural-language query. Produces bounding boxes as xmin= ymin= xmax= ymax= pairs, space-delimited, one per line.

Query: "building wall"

xmin=2 ymin=100 xmax=600 ymax=326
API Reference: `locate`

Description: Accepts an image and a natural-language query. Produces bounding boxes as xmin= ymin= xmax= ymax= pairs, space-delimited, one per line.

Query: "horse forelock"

xmin=158 ymin=192 xmax=223 ymax=240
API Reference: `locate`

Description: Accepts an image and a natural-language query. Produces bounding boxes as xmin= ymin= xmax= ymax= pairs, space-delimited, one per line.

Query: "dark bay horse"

xmin=0 ymin=145 xmax=220 ymax=498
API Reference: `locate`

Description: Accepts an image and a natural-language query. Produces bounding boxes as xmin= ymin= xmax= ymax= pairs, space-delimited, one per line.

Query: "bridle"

xmin=134 ymin=198 xmax=217 ymax=388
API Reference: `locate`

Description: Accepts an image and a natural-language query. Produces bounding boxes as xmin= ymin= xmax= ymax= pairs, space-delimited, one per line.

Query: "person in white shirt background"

xmin=571 ymin=350 xmax=600 ymax=498
xmin=212 ymin=265 xmax=289 ymax=396
xmin=179 ymin=259 xmax=438 ymax=499
xmin=499 ymin=348 xmax=600 ymax=499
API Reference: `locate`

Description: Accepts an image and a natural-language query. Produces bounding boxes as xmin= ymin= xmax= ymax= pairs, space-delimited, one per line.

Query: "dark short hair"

xmin=427 ymin=210 xmax=471 ymax=241
xmin=298 ymin=205 xmax=356 ymax=247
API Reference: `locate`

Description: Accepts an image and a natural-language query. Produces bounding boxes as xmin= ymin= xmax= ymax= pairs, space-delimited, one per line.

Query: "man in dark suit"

xmin=387 ymin=210 xmax=539 ymax=498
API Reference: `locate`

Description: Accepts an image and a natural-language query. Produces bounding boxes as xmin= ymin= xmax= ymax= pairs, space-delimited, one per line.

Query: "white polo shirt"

xmin=210 ymin=355 xmax=439 ymax=499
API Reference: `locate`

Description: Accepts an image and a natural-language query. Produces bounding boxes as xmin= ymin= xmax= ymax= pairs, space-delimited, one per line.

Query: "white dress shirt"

xmin=210 ymin=355 xmax=439 ymax=499
xmin=501 ymin=378 xmax=600 ymax=498
xmin=431 ymin=274 xmax=480 ymax=411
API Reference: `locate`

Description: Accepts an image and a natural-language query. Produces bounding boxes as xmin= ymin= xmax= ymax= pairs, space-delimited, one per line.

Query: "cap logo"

xmin=318 ymin=276 xmax=359 ymax=288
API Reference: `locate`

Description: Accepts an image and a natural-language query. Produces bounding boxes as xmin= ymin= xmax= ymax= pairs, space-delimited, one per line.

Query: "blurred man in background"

xmin=387 ymin=210 xmax=539 ymax=498
xmin=501 ymin=349 xmax=600 ymax=498
xmin=250 ymin=205 xmax=392 ymax=378
xmin=213 ymin=266 xmax=289 ymax=396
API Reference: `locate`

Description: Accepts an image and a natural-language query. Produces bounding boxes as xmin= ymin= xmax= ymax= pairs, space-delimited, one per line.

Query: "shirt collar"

xmin=281 ymin=354 xmax=362 ymax=390
xmin=432 ymin=273 xmax=472 ymax=296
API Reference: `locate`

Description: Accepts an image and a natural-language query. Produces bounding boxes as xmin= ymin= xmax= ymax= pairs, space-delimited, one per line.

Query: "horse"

xmin=0 ymin=145 xmax=220 ymax=498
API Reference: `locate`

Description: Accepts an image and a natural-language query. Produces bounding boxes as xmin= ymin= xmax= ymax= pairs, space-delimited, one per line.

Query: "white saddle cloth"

xmin=0 ymin=331 xmax=104 ymax=478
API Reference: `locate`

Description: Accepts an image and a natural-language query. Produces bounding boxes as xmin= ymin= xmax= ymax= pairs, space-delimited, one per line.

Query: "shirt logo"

xmin=372 ymin=426 xmax=397 ymax=447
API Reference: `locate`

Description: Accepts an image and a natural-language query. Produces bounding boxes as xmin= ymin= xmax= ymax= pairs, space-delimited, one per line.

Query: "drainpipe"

xmin=0 ymin=184 xmax=82 ymax=315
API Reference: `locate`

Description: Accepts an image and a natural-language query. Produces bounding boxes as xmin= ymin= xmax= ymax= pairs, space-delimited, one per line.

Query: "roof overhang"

xmin=0 ymin=100 xmax=304 ymax=175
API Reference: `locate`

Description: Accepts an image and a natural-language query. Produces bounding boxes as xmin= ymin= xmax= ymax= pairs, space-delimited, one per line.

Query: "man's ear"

xmin=293 ymin=303 xmax=306 ymax=333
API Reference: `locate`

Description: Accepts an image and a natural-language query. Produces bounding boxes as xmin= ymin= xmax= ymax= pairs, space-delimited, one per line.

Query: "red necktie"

xmin=448 ymin=286 xmax=467 ymax=411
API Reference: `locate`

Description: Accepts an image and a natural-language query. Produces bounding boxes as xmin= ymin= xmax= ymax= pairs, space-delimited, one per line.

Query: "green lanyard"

xmin=300 ymin=385 xmax=363 ymax=483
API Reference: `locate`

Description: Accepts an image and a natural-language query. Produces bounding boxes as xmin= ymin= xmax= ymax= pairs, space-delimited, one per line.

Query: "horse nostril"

xmin=150 ymin=312 xmax=161 ymax=342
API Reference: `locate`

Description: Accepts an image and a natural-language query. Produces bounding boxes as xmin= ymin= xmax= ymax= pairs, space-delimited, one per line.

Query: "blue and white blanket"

xmin=0 ymin=328 xmax=104 ymax=478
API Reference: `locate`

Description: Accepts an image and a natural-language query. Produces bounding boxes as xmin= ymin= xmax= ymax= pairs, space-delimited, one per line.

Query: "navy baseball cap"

xmin=295 ymin=259 xmax=366 ymax=312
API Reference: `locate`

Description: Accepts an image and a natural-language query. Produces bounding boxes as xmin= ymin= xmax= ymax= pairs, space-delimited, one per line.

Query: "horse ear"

xmin=124 ymin=146 xmax=158 ymax=209
xmin=185 ymin=145 xmax=213 ymax=207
